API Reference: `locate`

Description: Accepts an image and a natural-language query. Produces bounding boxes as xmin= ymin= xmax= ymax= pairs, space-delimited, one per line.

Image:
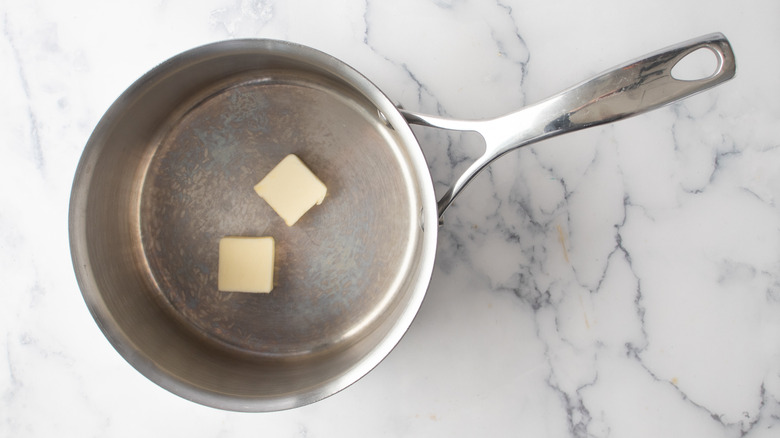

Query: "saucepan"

xmin=69 ymin=33 xmax=735 ymax=411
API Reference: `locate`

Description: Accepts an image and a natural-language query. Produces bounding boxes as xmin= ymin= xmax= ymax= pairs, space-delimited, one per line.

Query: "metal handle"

xmin=402 ymin=33 xmax=736 ymax=218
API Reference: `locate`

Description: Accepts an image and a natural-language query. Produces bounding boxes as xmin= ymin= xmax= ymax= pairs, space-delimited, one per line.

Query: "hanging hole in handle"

xmin=671 ymin=47 xmax=721 ymax=81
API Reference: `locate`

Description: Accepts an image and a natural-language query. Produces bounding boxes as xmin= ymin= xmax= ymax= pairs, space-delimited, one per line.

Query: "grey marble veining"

xmin=2 ymin=0 xmax=780 ymax=436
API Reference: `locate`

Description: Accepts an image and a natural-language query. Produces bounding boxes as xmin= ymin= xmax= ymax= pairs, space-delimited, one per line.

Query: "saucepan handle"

xmin=402 ymin=33 xmax=736 ymax=218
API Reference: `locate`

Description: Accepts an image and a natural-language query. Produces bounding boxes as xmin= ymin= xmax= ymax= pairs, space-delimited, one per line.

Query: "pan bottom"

xmin=138 ymin=71 xmax=419 ymax=357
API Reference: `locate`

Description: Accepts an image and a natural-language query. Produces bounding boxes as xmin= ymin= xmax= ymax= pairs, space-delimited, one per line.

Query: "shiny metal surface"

xmin=70 ymin=34 xmax=735 ymax=412
xmin=141 ymin=72 xmax=416 ymax=355
xmin=69 ymin=40 xmax=437 ymax=412
xmin=402 ymin=33 xmax=736 ymax=217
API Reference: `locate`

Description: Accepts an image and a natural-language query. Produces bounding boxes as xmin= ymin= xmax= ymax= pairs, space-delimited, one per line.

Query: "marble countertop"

xmin=3 ymin=0 xmax=780 ymax=436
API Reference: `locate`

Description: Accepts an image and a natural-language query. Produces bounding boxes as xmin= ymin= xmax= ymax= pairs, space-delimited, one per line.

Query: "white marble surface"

xmin=3 ymin=0 xmax=780 ymax=436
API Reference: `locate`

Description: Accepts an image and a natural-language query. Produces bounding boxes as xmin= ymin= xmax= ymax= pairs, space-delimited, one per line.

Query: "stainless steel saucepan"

xmin=69 ymin=33 xmax=735 ymax=411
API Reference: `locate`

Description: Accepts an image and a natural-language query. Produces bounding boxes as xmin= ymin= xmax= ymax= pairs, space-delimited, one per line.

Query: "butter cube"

xmin=218 ymin=236 xmax=275 ymax=293
xmin=254 ymin=154 xmax=327 ymax=226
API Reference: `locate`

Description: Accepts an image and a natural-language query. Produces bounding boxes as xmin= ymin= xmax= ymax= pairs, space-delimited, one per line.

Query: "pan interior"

xmin=139 ymin=70 xmax=419 ymax=357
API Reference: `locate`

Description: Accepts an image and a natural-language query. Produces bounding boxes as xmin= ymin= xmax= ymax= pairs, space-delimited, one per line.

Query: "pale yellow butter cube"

xmin=254 ymin=154 xmax=327 ymax=226
xmin=218 ymin=236 xmax=275 ymax=293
